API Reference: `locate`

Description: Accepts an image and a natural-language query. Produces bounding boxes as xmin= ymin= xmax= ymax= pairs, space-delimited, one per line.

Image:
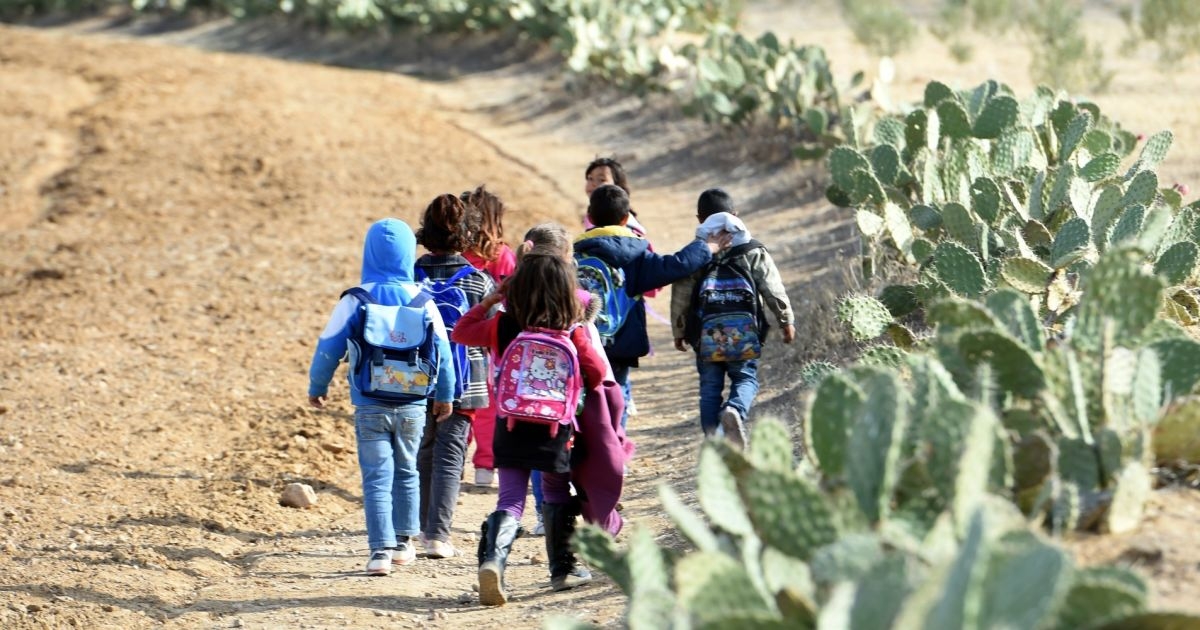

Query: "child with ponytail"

xmin=453 ymin=223 xmax=630 ymax=605
xmin=460 ymin=186 xmax=517 ymax=488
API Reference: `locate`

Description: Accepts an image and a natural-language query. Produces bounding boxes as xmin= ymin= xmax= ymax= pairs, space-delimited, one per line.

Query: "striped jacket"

xmin=415 ymin=253 xmax=494 ymax=409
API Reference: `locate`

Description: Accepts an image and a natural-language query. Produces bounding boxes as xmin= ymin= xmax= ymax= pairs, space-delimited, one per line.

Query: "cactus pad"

xmin=748 ymin=417 xmax=795 ymax=473
xmin=970 ymin=177 xmax=1003 ymax=224
xmin=846 ymin=369 xmax=909 ymax=524
xmin=1149 ymin=338 xmax=1200 ymax=403
xmin=697 ymin=444 xmax=754 ymax=536
xmin=1077 ymin=247 xmax=1165 ymax=347
xmin=1054 ymin=567 xmax=1148 ymax=630
xmin=973 ymin=95 xmax=1020 ymax=139
xmin=933 ymin=241 xmax=988 ymax=296
xmin=1121 ymin=170 xmax=1159 ymax=209
xmin=1154 ymin=241 xmax=1198 ymax=285
xmin=1108 ymin=204 xmax=1145 ymax=246
xmin=985 ymin=289 xmax=1044 ymax=351
xmin=1104 ymin=462 xmax=1151 ymax=534
xmin=837 ymin=295 xmax=894 ymax=342
xmin=1080 ymin=153 xmax=1121 ymax=182
xmin=924 ymin=81 xmax=956 ymax=108
xmin=806 ymin=373 xmax=863 ymax=477
xmin=937 ymin=100 xmax=972 ymax=139
xmin=1058 ymin=111 xmax=1093 ymax=163
xmin=1050 ymin=217 xmax=1091 ymax=269
xmin=675 ymin=552 xmax=774 ymax=623
xmin=927 ymin=297 xmax=1001 ymax=331
xmin=1000 ymin=257 xmax=1053 ymax=294
xmin=954 ymin=328 xmax=1047 ymax=398
xmin=737 ymin=467 xmax=841 ymax=560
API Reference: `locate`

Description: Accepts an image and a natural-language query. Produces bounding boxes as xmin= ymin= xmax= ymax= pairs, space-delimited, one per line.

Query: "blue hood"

xmin=361 ymin=218 xmax=416 ymax=285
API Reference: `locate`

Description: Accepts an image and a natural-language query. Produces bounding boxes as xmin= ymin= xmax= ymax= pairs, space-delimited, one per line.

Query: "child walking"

xmin=453 ymin=223 xmax=630 ymax=605
xmin=574 ymin=184 xmax=727 ymax=430
xmin=670 ymin=188 xmax=796 ymax=448
xmin=414 ymin=194 xmax=496 ymax=559
xmin=461 ymin=185 xmax=517 ymax=488
xmin=307 ymin=218 xmax=455 ymax=576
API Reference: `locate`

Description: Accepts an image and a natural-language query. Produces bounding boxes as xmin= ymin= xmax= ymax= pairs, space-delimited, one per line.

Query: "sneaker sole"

xmin=391 ymin=554 xmax=416 ymax=566
xmin=366 ymin=566 xmax=391 ymax=576
xmin=719 ymin=409 xmax=745 ymax=449
xmin=478 ymin=562 xmax=507 ymax=606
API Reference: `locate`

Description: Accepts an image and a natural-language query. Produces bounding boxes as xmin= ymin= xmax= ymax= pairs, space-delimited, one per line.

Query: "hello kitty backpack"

xmin=494 ymin=327 xmax=583 ymax=437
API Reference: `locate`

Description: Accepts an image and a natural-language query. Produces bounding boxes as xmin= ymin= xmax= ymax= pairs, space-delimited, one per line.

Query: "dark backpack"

xmin=686 ymin=240 xmax=769 ymax=362
xmin=575 ymin=253 xmax=640 ymax=346
xmin=415 ymin=265 xmax=477 ymax=401
xmin=342 ymin=287 xmax=439 ymax=403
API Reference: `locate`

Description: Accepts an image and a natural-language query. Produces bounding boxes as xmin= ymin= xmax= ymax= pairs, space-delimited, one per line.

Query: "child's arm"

xmin=749 ymin=250 xmax=796 ymax=342
xmin=426 ymin=300 xmax=457 ymax=415
xmin=570 ymin=326 xmax=608 ymax=388
xmin=308 ymin=296 xmax=358 ymax=407
xmin=670 ymin=274 xmax=698 ymax=351
xmin=627 ymin=239 xmax=713 ymax=295
xmin=452 ymin=297 xmax=502 ymax=351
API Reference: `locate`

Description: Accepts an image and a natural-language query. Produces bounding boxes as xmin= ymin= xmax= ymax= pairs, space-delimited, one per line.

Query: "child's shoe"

xmin=719 ymin=407 xmax=747 ymax=450
xmin=392 ymin=540 xmax=417 ymax=566
xmin=532 ymin=511 xmax=545 ymax=537
xmin=474 ymin=468 xmax=495 ymax=487
xmin=626 ymin=396 xmax=638 ymax=416
xmin=366 ymin=549 xmax=392 ymax=576
xmin=424 ymin=538 xmax=461 ymax=559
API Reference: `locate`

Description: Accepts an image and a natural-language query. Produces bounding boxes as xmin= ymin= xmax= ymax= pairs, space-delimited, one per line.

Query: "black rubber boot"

xmin=542 ymin=501 xmax=592 ymax=591
xmin=477 ymin=511 xmax=520 ymax=606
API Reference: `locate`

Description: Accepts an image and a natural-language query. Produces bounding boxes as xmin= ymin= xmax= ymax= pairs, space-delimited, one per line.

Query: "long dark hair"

xmin=464 ymin=185 xmax=506 ymax=262
xmin=586 ymin=157 xmax=630 ymax=195
xmin=415 ymin=193 xmax=469 ymax=254
xmin=505 ymin=253 xmax=582 ymax=330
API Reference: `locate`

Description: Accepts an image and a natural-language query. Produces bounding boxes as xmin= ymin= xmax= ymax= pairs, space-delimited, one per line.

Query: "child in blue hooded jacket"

xmin=574 ymin=184 xmax=728 ymax=428
xmin=308 ymin=218 xmax=455 ymax=576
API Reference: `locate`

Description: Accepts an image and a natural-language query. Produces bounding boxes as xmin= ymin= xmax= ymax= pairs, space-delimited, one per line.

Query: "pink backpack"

xmin=495 ymin=327 xmax=583 ymax=437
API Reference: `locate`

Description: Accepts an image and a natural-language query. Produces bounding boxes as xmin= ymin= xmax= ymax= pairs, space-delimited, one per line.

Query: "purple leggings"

xmin=496 ymin=467 xmax=571 ymax=519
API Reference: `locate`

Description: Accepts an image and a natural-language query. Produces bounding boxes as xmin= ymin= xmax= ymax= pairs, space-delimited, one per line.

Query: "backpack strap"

xmin=340 ymin=287 xmax=376 ymax=304
xmin=415 ymin=264 xmax=478 ymax=286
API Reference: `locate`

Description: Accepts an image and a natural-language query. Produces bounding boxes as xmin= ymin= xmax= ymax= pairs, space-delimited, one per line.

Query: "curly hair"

xmin=415 ymin=193 xmax=470 ymax=254
xmin=464 ymin=185 xmax=507 ymax=262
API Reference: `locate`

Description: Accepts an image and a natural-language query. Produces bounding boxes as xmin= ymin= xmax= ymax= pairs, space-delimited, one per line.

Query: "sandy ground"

xmin=0 ymin=4 xmax=1198 ymax=628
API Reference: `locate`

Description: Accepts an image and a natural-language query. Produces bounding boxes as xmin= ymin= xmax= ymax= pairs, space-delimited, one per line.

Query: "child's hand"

xmin=482 ymin=282 xmax=507 ymax=308
xmin=674 ymin=338 xmax=688 ymax=352
xmin=431 ymin=401 xmax=453 ymax=422
xmin=782 ymin=324 xmax=796 ymax=344
xmin=308 ymin=395 xmax=325 ymax=408
xmin=704 ymin=230 xmax=733 ymax=253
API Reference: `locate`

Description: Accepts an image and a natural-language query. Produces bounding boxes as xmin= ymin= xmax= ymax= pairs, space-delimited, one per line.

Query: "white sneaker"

xmin=474 ymin=468 xmax=495 ymax=486
xmin=392 ymin=541 xmax=416 ymax=566
xmin=532 ymin=513 xmax=545 ymax=536
xmin=719 ymin=407 xmax=747 ymax=450
xmin=424 ymin=538 xmax=461 ymax=559
xmin=627 ymin=396 xmax=638 ymax=416
xmin=366 ymin=549 xmax=392 ymax=576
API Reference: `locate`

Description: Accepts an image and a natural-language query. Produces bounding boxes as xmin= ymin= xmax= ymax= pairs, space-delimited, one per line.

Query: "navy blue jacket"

xmin=574 ymin=226 xmax=712 ymax=360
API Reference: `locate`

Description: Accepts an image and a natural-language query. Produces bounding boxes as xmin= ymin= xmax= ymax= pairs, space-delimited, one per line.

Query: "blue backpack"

xmin=575 ymin=254 xmax=641 ymax=346
xmin=685 ymin=241 xmax=769 ymax=362
xmin=342 ymin=287 xmax=439 ymax=403
xmin=415 ymin=265 xmax=477 ymax=401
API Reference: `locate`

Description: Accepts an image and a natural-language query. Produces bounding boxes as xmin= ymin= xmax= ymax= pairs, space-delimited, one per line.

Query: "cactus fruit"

xmin=837 ymin=295 xmax=894 ymax=342
xmin=972 ymin=95 xmax=1020 ymax=139
xmin=933 ymin=241 xmax=988 ymax=296
xmin=1000 ymin=257 xmax=1054 ymax=294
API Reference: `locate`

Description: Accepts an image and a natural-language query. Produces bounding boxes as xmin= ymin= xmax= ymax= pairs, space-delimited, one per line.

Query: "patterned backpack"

xmin=687 ymin=240 xmax=769 ymax=362
xmin=342 ymin=288 xmax=439 ymax=403
xmin=494 ymin=327 xmax=583 ymax=437
xmin=415 ymin=265 xmax=477 ymax=400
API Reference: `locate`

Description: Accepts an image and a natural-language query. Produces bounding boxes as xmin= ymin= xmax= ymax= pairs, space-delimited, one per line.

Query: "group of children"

xmin=306 ymin=159 xmax=794 ymax=606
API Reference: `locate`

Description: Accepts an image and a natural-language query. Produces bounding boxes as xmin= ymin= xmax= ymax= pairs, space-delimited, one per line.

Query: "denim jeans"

xmin=610 ymin=360 xmax=633 ymax=429
xmin=696 ymin=357 xmax=760 ymax=435
xmin=355 ymin=403 xmax=426 ymax=550
xmin=417 ymin=409 xmax=472 ymax=543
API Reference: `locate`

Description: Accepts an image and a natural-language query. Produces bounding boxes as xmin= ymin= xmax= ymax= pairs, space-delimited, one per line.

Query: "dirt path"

xmin=1 ymin=12 xmax=1199 ymax=630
